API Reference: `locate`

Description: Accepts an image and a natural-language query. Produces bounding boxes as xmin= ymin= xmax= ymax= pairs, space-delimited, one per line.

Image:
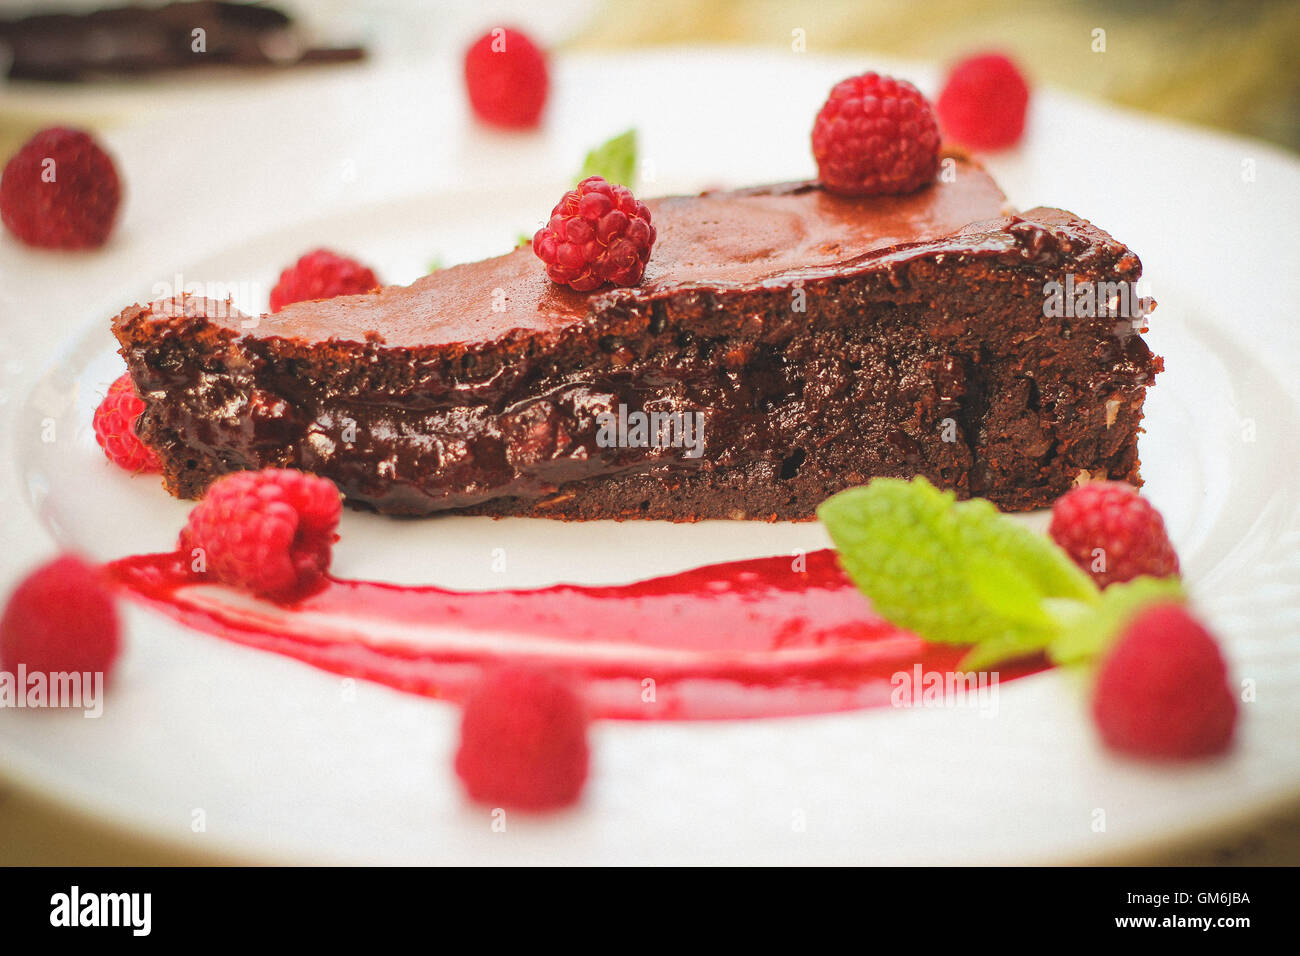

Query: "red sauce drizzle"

xmin=106 ymin=549 xmax=1044 ymax=719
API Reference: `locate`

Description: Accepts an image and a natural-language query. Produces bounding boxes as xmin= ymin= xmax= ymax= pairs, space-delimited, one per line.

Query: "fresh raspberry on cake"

xmin=93 ymin=373 xmax=161 ymax=473
xmin=533 ymin=176 xmax=656 ymax=291
xmin=179 ymin=468 xmax=342 ymax=602
xmin=0 ymin=555 xmax=120 ymax=679
xmin=1092 ymin=602 xmax=1237 ymax=759
xmin=463 ymin=27 xmax=549 ymax=129
xmin=936 ymin=53 xmax=1030 ymax=150
xmin=269 ymin=249 xmax=379 ymax=313
xmin=0 ymin=127 xmax=121 ymax=249
xmin=1050 ymin=481 xmax=1179 ymax=587
xmin=454 ymin=666 xmax=589 ymax=810
xmin=811 ymin=72 xmax=941 ymax=197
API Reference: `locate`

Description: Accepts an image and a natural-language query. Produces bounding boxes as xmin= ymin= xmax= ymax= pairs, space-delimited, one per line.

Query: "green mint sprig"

xmin=578 ymin=128 xmax=638 ymax=187
xmin=817 ymin=477 xmax=1183 ymax=669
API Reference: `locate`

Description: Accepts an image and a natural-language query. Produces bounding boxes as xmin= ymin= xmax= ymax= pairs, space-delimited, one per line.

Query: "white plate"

xmin=1 ymin=50 xmax=1298 ymax=865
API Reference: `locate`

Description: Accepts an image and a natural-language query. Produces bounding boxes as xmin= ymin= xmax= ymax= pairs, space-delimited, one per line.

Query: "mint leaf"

xmin=579 ymin=129 xmax=637 ymax=187
xmin=516 ymin=232 xmax=532 ymax=248
xmin=818 ymin=477 xmax=1100 ymax=668
xmin=427 ymin=256 xmax=444 ymax=273
xmin=1049 ymin=575 xmax=1185 ymax=667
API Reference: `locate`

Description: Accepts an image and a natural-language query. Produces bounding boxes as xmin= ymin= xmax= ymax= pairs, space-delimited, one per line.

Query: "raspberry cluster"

xmin=1 ymin=127 xmax=121 ymax=249
xmin=463 ymin=27 xmax=549 ymax=129
xmin=1050 ymin=481 xmax=1180 ymax=588
xmin=454 ymin=666 xmax=590 ymax=810
xmin=936 ymin=53 xmax=1030 ymax=151
xmin=179 ymin=468 xmax=342 ymax=601
xmin=93 ymin=373 xmax=161 ymax=473
xmin=0 ymin=556 xmax=120 ymax=679
xmin=269 ymin=249 xmax=379 ymax=313
xmin=811 ymin=72 xmax=941 ymax=197
xmin=1093 ymin=603 xmax=1237 ymax=759
xmin=533 ymin=176 xmax=656 ymax=291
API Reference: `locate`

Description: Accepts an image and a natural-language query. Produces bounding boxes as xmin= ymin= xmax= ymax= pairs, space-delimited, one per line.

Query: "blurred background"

xmin=1 ymin=0 xmax=1297 ymax=154
xmin=572 ymin=0 xmax=1300 ymax=150
xmin=1 ymin=0 xmax=1297 ymax=866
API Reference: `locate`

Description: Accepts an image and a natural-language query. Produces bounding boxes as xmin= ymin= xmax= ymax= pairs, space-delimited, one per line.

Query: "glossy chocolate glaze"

xmin=224 ymin=158 xmax=1012 ymax=349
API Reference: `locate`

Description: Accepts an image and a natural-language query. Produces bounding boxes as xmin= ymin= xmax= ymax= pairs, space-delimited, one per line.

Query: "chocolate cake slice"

xmin=112 ymin=156 xmax=1159 ymax=519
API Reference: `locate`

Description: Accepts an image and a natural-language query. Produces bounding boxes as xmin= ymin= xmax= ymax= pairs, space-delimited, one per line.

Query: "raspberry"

xmin=93 ymin=373 xmax=161 ymax=474
xmin=0 ymin=555 xmax=120 ymax=679
xmin=936 ymin=53 xmax=1030 ymax=151
xmin=463 ymin=27 xmax=549 ymax=129
xmin=1050 ymin=481 xmax=1179 ymax=588
xmin=1 ymin=127 xmax=121 ymax=250
xmin=269 ymin=249 xmax=379 ymax=313
xmin=1092 ymin=603 xmax=1236 ymax=759
xmin=454 ymin=666 xmax=589 ymax=811
xmin=178 ymin=468 xmax=342 ymax=602
xmin=811 ymin=72 xmax=941 ymax=197
xmin=533 ymin=176 xmax=656 ymax=291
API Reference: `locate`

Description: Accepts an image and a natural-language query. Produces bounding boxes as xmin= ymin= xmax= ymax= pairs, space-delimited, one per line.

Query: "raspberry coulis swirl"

xmin=105 ymin=548 xmax=1043 ymax=720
